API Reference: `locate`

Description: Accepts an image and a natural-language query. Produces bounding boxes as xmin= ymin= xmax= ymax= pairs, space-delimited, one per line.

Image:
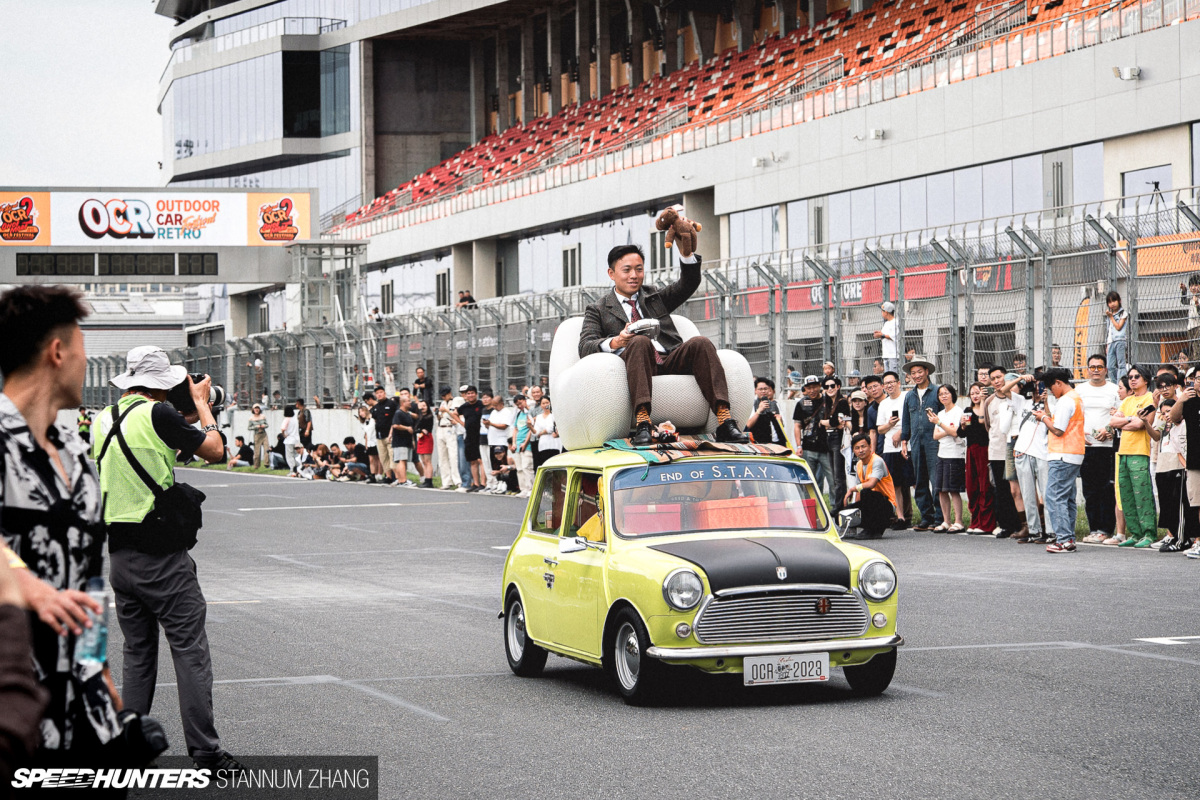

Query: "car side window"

xmin=567 ymin=472 xmax=602 ymax=542
xmin=530 ymin=469 xmax=568 ymax=534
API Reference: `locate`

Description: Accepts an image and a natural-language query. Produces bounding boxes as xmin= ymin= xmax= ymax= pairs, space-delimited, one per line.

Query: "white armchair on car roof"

xmin=548 ymin=315 xmax=754 ymax=451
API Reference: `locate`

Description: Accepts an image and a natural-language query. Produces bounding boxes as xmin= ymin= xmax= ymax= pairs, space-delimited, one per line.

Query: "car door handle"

xmin=543 ymin=557 xmax=558 ymax=567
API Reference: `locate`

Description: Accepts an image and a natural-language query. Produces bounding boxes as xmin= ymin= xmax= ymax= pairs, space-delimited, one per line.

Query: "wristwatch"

xmin=202 ymin=424 xmax=219 ymax=433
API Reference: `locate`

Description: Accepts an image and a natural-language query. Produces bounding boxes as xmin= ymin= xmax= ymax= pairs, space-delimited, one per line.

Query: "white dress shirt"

xmin=601 ymin=253 xmax=697 ymax=354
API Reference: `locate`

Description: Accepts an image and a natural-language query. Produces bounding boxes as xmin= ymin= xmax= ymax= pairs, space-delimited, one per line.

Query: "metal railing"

xmin=89 ymin=186 xmax=1200 ymax=413
xmin=329 ymin=0 xmax=1197 ymax=237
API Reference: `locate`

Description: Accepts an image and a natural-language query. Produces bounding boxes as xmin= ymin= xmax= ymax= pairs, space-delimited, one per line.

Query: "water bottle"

xmin=74 ymin=577 xmax=109 ymax=665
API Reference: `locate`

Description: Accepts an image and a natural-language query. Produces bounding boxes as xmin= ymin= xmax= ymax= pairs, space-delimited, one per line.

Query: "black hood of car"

xmin=650 ymin=537 xmax=851 ymax=593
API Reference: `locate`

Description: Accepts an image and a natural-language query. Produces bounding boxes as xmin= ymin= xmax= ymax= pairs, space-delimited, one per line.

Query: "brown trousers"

xmin=620 ymin=335 xmax=730 ymax=413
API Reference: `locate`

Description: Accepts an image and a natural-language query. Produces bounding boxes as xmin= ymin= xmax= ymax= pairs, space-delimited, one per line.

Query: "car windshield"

xmin=610 ymin=460 xmax=828 ymax=538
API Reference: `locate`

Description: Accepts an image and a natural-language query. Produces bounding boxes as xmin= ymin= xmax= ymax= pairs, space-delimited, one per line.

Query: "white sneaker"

xmin=1185 ymin=541 xmax=1200 ymax=559
xmin=455 ymin=487 xmax=469 ymax=493
xmin=518 ymin=490 xmax=530 ymax=498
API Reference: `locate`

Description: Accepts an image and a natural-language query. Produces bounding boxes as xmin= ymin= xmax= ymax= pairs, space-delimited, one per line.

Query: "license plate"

xmin=743 ymin=652 xmax=830 ymax=686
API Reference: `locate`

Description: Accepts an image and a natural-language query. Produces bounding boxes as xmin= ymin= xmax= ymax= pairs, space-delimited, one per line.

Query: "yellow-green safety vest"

xmin=92 ymin=395 xmax=177 ymax=525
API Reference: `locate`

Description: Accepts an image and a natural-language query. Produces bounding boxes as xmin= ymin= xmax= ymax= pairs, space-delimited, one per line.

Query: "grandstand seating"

xmin=333 ymin=0 xmax=1161 ymax=232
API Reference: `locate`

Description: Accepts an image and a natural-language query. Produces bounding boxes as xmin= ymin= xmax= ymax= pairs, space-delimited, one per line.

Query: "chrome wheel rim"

xmin=507 ymin=602 xmax=526 ymax=661
xmin=615 ymin=621 xmax=641 ymax=690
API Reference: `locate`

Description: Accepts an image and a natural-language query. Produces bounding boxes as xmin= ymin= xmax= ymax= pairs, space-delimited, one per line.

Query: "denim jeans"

xmin=803 ymin=450 xmax=834 ymax=498
xmin=910 ymin=435 xmax=943 ymax=527
xmin=1107 ymin=339 xmax=1127 ymax=383
xmin=1014 ymin=453 xmax=1050 ymax=536
xmin=457 ymin=434 xmax=472 ymax=487
xmin=1046 ymin=459 xmax=1082 ymax=543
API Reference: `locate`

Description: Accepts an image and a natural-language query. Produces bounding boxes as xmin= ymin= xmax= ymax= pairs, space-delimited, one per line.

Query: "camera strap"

xmin=99 ymin=401 xmax=167 ymax=500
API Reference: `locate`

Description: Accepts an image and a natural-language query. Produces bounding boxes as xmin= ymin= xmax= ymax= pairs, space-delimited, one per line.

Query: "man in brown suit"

xmin=578 ymin=210 xmax=749 ymax=446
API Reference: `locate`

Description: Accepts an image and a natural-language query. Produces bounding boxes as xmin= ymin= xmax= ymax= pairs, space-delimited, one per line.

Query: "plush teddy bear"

xmin=655 ymin=205 xmax=702 ymax=257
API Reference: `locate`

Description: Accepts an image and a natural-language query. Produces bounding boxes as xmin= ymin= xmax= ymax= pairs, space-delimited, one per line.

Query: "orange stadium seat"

xmin=334 ymin=0 xmax=1150 ymax=230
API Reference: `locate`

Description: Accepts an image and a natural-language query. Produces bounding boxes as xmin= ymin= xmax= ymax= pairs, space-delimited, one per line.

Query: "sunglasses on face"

xmin=824 ymin=384 xmax=837 ymax=389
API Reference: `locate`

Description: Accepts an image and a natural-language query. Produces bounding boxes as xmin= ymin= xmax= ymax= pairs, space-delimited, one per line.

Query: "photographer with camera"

xmin=92 ymin=346 xmax=241 ymax=772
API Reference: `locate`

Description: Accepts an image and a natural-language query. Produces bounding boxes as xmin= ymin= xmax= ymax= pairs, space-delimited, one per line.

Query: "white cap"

xmin=881 ymin=301 xmax=896 ymax=313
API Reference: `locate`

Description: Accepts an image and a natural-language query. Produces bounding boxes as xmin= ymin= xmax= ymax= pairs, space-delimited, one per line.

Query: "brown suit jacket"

xmin=578 ymin=256 xmax=704 ymax=358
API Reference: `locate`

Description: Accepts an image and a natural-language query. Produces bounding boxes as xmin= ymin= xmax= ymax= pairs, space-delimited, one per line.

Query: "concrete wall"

xmin=1102 ymin=124 xmax=1194 ymax=200
xmin=372 ymin=40 xmax=472 ymax=197
xmin=362 ymin=21 xmax=1200 ymax=266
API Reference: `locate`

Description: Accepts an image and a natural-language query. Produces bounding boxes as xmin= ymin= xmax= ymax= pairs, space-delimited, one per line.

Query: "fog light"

xmin=872 ymin=612 xmax=888 ymax=629
xmin=675 ymin=622 xmax=692 ymax=638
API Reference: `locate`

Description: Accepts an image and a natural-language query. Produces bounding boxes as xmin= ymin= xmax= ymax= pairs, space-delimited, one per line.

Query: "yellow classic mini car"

xmin=499 ymin=446 xmax=902 ymax=704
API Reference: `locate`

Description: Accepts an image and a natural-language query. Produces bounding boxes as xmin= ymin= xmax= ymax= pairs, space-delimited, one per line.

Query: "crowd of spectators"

xmin=776 ymin=306 xmax=1200 ymax=556
xmin=225 ymin=368 xmax=562 ymax=497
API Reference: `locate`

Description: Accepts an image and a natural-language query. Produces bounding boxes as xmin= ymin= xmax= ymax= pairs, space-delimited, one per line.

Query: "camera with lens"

xmin=166 ymin=373 xmax=227 ymax=415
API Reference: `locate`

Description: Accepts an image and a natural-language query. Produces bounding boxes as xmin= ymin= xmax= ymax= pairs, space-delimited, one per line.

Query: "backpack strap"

xmin=98 ymin=400 xmax=165 ymax=499
xmin=96 ymin=401 xmax=146 ymax=466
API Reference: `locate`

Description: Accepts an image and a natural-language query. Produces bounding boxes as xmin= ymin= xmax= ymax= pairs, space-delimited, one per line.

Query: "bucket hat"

xmin=110 ymin=346 xmax=187 ymax=391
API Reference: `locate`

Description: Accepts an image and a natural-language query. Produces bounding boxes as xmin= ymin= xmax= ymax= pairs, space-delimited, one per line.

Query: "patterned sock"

xmin=715 ymin=404 xmax=732 ymax=424
xmin=636 ymin=405 xmax=652 ymax=426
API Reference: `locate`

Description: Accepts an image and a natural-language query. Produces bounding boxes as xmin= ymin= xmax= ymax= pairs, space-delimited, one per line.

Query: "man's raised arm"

xmin=656 ymin=254 xmax=703 ymax=316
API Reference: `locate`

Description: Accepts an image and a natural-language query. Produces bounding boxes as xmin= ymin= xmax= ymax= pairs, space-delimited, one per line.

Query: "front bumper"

xmin=646 ymin=633 xmax=903 ymax=660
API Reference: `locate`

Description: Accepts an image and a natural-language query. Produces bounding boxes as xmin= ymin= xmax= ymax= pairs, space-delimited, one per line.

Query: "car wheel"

xmin=842 ymin=648 xmax=897 ymax=696
xmin=605 ymin=608 xmax=664 ymax=705
xmin=504 ymin=592 xmax=547 ymax=677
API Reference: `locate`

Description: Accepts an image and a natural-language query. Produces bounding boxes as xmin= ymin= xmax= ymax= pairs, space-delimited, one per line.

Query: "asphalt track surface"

xmin=106 ymin=469 xmax=1200 ymax=799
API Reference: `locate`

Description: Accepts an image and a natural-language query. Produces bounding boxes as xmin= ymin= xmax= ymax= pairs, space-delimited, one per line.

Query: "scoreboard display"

xmin=15 ymin=253 xmax=218 ymax=277
xmin=14 ymin=253 xmax=95 ymax=276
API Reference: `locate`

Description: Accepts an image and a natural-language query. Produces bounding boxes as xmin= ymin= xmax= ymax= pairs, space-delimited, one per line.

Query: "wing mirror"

xmin=559 ymin=537 xmax=587 ymax=554
xmin=836 ymin=508 xmax=861 ymax=540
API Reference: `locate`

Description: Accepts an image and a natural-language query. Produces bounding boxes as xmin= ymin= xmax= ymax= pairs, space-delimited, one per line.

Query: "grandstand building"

xmin=157 ymin=0 xmax=1200 ymax=320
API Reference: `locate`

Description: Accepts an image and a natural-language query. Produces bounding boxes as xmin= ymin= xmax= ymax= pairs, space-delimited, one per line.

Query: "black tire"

xmin=504 ymin=591 xmax=547 ymax=677
xmin=842 ymin=648 xmax=897 ymax=696
xmin=604 ymin=608 xmax=665 ymax=705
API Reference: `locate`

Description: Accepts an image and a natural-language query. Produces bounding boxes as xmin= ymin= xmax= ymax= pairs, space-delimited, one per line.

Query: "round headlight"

xmin=858 ymin=560 xmax=897 ymax=601
xmin=662 ymin=569 xmax=704 ymax=611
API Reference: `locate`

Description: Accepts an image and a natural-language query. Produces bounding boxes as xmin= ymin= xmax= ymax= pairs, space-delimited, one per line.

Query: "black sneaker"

xmin=193 ymin=751 xmax=244 ymax=772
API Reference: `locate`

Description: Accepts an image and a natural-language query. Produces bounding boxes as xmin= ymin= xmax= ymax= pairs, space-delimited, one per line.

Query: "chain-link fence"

xmin=85 ymin=187 xmax=1200 ymax=409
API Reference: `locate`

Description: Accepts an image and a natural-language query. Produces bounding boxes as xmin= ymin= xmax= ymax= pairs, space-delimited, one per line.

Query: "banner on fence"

xmin=1118 ymin=232 xmax=1200 ymax=275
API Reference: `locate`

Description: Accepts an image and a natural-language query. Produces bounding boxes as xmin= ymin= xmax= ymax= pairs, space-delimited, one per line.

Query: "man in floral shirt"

xmin=0 ymin=286 xmax=123 ymax=767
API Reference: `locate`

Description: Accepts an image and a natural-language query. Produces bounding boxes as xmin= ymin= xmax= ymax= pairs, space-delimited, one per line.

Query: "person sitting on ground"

xmin=227 ymin=435 xmax=253 ymax=469
xmin=326 ymin=443 xmax=346 ymax=480
xmin=310 ymin=443 xmax=336 ymax=480
xmin=340 ymin=436 xmax=372 ymax=481
xmin=578 ymin=207 xmax=749 ymax=446
xmin=842 ymin=434 xmax=899 ymax=540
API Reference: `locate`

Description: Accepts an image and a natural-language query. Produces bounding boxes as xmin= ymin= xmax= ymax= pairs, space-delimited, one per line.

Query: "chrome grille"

xmin=694 ymin=593 xmax=869 ymax=644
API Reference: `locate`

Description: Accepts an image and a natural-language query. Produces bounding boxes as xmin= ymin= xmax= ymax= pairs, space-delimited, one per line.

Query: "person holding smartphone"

xmin=1167 ymin=367 xmax=1200 ymax=555
xmin=875 ymin=371 xmax=912 ymax=528
xmin=961 ymin=383 xmax=996 ymax=534
xmin=820 ymin=376 xmax=851 ymax=512
xmin=1108 ymin=365 xmax=1157 ymax=546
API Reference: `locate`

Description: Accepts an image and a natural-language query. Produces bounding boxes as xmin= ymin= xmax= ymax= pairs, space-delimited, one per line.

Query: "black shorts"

xmin=366 ymin=445 xmax=378 ymax=457
xmin=933 ymin=457 xmax=966 ymax=493
xmin=464 ymin=437 xmax=481 ymax=462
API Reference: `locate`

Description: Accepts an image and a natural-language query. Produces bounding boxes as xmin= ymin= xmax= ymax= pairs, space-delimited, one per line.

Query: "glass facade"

xmin=517 ymin=212 xmax=657 ymax=292
xmin=169 ymin=43 xmax=354 ymax=159
xmin=365 ymin=256 xmax=439 ymax=314
xmin=769 ymin=143 xmax=1105 ymax=254
xmin=169 ymin=54 xmax=283 ymax=159
xmin=172 ymin=148 xmax=361 ymax=217
xmin=728 ymin=206 xmax=780 ymax=258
